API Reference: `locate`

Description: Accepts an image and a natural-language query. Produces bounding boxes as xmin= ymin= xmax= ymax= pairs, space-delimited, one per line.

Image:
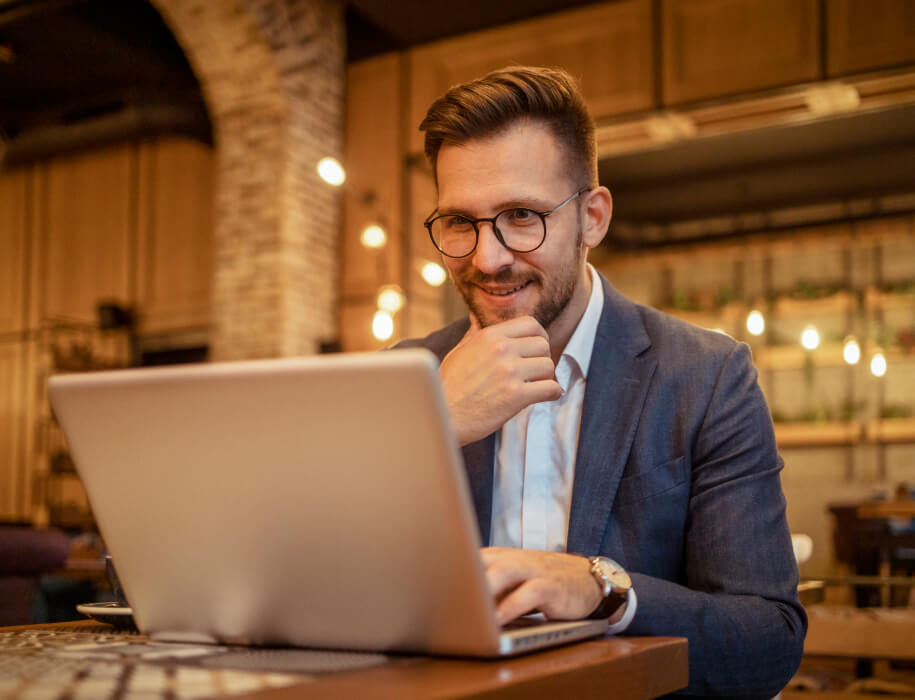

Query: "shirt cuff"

xmin=606 ymin=586 xmax=637 ymax=635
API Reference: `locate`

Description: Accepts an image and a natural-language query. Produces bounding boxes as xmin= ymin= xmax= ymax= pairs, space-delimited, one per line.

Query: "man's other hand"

xmin=439 ymin=315 xmax=561 ymax=446
xmin=481 ymin=547 xmax=609 ymax=625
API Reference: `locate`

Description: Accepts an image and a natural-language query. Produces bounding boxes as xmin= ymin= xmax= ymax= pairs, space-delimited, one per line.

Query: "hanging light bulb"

xmin=842 ymin=336 xmax=861 ymax=365
xmin=420 ymin=261 xmax=447 ymax=287
xmin=377 ymin=284 xmax=405 ymax=313
xmin=360 ymin=224 xmax=386 ymax=249
xmin=746 ymin=309 xmax=765 ymax=336
xmin=317 ymin=157 xmax=345 ymax=186
xmin=801 ymin=325 xmax=820 ymax=350
xmin=870 ymin=349 xmax=887 ymax=377
xmin=372 ymin=310 xmax=393 ymax=341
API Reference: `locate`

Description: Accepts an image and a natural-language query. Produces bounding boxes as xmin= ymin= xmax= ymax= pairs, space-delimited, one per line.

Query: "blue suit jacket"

xmin=398 ymin=273 xmax=806 ymax=698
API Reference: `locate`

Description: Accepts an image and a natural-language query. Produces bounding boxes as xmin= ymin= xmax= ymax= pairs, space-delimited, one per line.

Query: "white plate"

xmin=76 ymin=602 xmax=136 ymax=628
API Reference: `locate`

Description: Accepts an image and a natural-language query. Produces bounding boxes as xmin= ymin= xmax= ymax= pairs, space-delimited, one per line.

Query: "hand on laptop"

xmin=482 ymin=548 xmax=618 ymax=625
xmin=439 ymin=315 xmax=561 ymax=446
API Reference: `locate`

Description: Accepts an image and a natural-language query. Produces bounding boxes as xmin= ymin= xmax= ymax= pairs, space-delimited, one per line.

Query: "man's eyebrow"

xmin=437 ymin=197 xmax=551 ymax=216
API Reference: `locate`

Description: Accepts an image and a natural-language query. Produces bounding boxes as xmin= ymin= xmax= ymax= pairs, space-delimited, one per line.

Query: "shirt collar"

xmin=555 ymin=264 xmax=604 ymax=390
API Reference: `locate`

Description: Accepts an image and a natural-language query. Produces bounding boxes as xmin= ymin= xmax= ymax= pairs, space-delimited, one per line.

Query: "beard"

xmin=452 ymin=228 xmax=585 ymax=331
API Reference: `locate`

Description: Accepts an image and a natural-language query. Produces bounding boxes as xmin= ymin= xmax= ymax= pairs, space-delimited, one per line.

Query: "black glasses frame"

xmin=424 ymin=188 xmax=590 ymax=259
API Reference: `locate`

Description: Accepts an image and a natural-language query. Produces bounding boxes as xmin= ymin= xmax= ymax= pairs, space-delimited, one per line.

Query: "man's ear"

xmin=581 ymin=186 xmax=613 ymax=250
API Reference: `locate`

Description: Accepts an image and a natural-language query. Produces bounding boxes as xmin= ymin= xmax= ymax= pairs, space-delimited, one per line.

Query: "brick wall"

xmin=152 ymin=0 xmax=344 ymax=359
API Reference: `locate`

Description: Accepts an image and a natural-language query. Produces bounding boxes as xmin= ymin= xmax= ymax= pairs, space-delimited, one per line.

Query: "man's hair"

xmin=419 ymin=66 xmax=597 ymax=188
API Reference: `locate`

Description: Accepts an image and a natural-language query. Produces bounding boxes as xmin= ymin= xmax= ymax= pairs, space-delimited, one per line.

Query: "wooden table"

xmin=0 ymin=620 xmax=688 ymax=699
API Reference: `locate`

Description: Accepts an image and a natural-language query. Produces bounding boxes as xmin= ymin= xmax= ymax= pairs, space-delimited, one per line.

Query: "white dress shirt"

xmin=490 ymin=264 xmax=604 ymax=552
xmin=489 ymin=265 xmax=638 ymax=631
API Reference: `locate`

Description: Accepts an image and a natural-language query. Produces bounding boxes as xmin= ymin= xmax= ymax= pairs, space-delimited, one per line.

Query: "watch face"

xmin=594 ymin=558 xmax=631 ymax=592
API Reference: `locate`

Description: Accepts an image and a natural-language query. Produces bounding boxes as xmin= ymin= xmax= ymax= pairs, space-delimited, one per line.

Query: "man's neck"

xmin=547 ymin=266 xmax=594 ymax=364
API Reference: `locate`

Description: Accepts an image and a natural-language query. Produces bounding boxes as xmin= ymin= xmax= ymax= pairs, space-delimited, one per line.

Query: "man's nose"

xmin=471 ymin=222 xmax=514 ymax=274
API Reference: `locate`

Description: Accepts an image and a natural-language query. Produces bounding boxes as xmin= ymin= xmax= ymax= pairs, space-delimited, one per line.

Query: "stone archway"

xmin=150 ymin=0 xmax=344 ymax=359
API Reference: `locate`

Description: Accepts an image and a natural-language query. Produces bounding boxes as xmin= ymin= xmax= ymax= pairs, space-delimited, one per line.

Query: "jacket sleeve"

xmin=625 ymin=343 xmax=807 ymax=699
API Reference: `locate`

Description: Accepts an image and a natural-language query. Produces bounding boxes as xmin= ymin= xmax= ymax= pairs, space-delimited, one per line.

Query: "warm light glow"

xmin=372 ymin=310 xmax=393 ymax=341
xmin=360 ymin=224 xmax=387 ymax=249
xmin=801 ymin=325 xmax=820 ymax=351
xmin=746 ymin=310 xmax=765 ymax=336
xmin=421 ymin=261 xmax=447 ymax=287
xmin=870 ymin=351 xmax=887 ymax=378
xmin=317 ymin=157 xmax=345 ymax=186
xmin=842 ymin=337 xmax=861 ymax=365
xmin=377 ymin=285 xmax=405 ymax=313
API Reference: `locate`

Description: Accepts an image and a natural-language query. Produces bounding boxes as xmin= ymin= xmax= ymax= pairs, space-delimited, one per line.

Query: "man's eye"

xmin=506 ymin=208 xmax=538 ymax=226
xmin=443 ymin=216 xmax=474 ymax=231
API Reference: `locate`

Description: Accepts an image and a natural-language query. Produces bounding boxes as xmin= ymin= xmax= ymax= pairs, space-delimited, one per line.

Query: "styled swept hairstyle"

xmin=419 ymin=66 xmax=597 ymax=188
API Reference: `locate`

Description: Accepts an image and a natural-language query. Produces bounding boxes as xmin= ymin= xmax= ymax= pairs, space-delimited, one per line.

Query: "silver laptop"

xmin=48 ymin=349 xmax=607 ymax=657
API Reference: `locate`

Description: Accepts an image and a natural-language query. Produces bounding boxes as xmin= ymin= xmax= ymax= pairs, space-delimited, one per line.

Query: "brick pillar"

xmin=152 ymin=0 xmax=344 ymax=359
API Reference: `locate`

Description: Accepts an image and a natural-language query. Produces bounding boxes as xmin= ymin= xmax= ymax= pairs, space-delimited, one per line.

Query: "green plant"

xmin=881 ymin=404 xmax=913 ymax=419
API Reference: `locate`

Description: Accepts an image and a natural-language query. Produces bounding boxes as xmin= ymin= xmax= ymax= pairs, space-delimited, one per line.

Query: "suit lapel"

xmin=461 ymin=435 xmax=496 ymax=545
xmin=566 ymin=275 xmax=656 ymax=555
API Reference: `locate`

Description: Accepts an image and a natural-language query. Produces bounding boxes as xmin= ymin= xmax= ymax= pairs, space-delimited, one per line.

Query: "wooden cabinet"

xmin=30 ymin=146 xmax=132 ymax=325
xmin=661 ymin=0 xmax=820 ymax=105
xmin=0 ymin=169 xmax=29 ymax=333
xmin=827 ymin=0 xmax=915 ymax=77
xmin=136 ymin=139 xmax=214 ymax=334
xmin=407 ymin=0 xmax=655 ymax=155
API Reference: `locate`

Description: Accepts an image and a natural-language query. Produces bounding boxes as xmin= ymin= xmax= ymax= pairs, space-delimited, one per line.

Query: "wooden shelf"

xmin=865 ymin=418 xmax=915 ymax=443
xmin=774 ymin=421 xmax=862 ymax=446
xmin=773 ymin=292 xmax=856 ymax=318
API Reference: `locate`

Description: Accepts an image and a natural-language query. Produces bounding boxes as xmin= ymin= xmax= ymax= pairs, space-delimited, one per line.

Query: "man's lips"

xmin=474 ymin=280 xmax=534 ymax=297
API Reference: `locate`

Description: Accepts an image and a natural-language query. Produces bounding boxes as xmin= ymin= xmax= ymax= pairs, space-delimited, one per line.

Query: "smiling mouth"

xmin=478 ymin=280 xmax=533 ymax=297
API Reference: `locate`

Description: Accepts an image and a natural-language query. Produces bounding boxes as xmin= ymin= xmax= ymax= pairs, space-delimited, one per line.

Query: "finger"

xmin=494 ymin=315 xmax=549 ymax=341
xmin=514 ymin=357 xmax=558 ymax=383
xmin=484 ymin=554 xmax=538 ymax=601
xmin=521 ymin=378 xmax=563 ymax=403
xmin=511 ymin=335 xmax=552 ymax=359
xmin=495 ymin=579 xmax=553 ymax=625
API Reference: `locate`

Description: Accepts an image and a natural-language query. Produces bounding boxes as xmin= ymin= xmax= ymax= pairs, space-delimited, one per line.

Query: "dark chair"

xmin=0 ymin=527 xmax=70 ymax=626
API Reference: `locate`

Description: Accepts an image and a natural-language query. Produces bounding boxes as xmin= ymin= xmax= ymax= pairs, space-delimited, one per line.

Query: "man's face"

xmin=435 ymin=121 xmax=587 ymax=330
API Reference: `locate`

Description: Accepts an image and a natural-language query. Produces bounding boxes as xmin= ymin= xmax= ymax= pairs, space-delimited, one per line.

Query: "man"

xmin=397 ymin=66 xmax=805 ymax=698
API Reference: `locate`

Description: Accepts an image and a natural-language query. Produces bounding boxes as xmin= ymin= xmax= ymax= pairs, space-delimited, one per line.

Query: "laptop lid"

xmin=48 ymin=350 xmax=605 ymax=656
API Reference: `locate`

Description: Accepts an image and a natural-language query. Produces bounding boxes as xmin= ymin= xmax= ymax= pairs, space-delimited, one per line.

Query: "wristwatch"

xmin=587 ymin=556 xmax=632 ymax=620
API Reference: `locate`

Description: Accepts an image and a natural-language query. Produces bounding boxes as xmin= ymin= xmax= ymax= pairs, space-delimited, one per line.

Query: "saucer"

xmin=76 ymin=602 xmax=136 ymax=629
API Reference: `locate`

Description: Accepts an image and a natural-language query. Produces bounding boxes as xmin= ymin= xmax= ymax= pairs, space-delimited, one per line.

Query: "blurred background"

xmin=0 ymin=0 xmax=913 ymax=681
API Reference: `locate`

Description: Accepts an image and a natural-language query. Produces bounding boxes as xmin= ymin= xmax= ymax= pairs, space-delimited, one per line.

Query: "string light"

xmin=746 ymin=310 xmax=765 ymax=336
xmin=360 ymin=224 xmax=387 ymax=249
xmin=372 ymin=310 xmax=393 ymax=341
xmin=842 ymin=336 xmax=861 ymax=365
xmin=421 ymin=261 xmax=447 ymax=287
xmin=801 ymin=325 xmax=820 ymax=351
xmin=870 ymin=350 xmax=887 ymax=377
xmin=377 ymin=285 xmax=405 ymax=313
xmin=317 ymin=157 xmax=345 ymax=186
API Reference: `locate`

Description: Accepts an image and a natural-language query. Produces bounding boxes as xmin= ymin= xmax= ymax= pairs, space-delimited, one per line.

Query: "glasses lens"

xmin=429 ymin=215 xmax=477 ymax=257
xmin=494 ymin=209 xmax=546 ymax=253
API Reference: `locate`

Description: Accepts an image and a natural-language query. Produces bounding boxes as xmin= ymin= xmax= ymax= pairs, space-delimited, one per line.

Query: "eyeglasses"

xmin=424 ymin=188 xmax=589 ymax=258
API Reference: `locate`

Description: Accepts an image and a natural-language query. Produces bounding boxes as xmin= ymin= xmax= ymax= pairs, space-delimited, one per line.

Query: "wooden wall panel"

xmin=0 ymin=342 xmax=26 ymax=520
xmin=31 ymin=146 xmax=132 ymax=324
xmin=407 ymin=0 xmax=655 ymax=155
xmin=0 ymin=169 xmax=28 ymax=332
xmin=827 ymin=0 xmax=915 ymax=77
xmin=340 ymin=53 xmax=406 ymax=350
xmin=662 ymin=0 xmax=821 ymax=105
xmin=135 ymin=138 xmax=214 ymax=333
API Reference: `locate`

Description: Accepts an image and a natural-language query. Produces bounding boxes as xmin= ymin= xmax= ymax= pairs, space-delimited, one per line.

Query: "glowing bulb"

xmin=377 ymin=285 xmax=404 ymax=313
xmin=360 ymin=224 xmax=386 ymax=249
xmin=801 ymin=325 xmax=820 ymax=351
xmin=421 ymin=261 xmax=447 ymax=287
xmin=317 ymin=157 xmax=345 ymax=186
xmin=842 ymin=337 xmax=861 ymax=365
xmin=746 ymin=310 xmax=765 ymax=336
xmin=870 ymin=350 xmax=887 ymax=377
xmin=372 ymin=310 xmax=393 ymax=341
